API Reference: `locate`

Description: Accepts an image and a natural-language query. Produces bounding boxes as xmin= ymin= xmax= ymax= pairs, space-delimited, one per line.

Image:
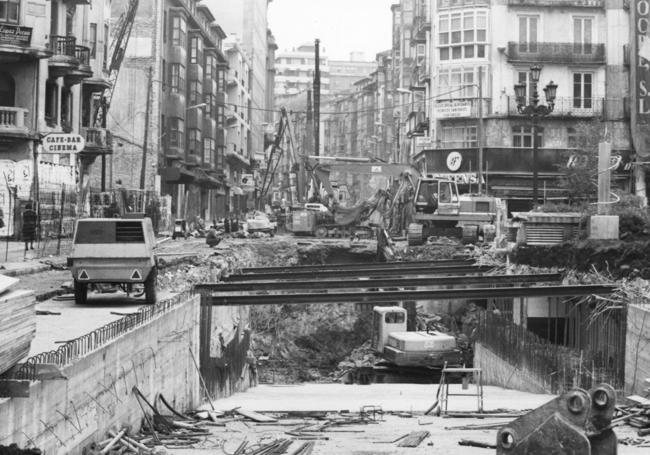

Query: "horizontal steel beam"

xmin=240 ymin=258 xmax=474 ymax=274
xmin=224 ymin=265 xmax=494 ymax=282
xmin=196 ymin=273 xmax=563 ymax=293
xmin=207 ymin=285 xmax=616 ymax=306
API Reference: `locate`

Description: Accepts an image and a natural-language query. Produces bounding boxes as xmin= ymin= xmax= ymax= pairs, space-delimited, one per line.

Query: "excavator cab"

xmin=415 ymin=178 xmax=460 ymax=215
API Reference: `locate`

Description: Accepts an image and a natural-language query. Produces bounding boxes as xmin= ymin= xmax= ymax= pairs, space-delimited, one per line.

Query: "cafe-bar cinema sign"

xmin=42 ymin=133 xmax=85 ymax=153
xmin=631 ymin=0 xmax=650 ymax=158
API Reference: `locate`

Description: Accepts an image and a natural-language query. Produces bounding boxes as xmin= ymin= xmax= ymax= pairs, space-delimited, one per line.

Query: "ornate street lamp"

xmin=513 ymin=65 xmax=558 ymax=206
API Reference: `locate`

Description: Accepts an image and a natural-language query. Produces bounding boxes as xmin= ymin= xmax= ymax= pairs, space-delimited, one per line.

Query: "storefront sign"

xmin=429 ymin=172 xmax=482 ymax=184
xmin=43 ymin=133 xmax=85 ymax=153
xmin=0 ymin=24 xmax=32 ymax=46
xmin=434 ymin=100 xmax=472 ymax=119
xmin=631 ymin=0 xmax=650 ymax=157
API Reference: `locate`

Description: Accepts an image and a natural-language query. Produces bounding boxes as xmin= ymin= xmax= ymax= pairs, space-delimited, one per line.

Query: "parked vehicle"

xmin=67 ymin=217 xmax=158 ymax=305
xmin=246 ymin=211 xmax=277 ymax=236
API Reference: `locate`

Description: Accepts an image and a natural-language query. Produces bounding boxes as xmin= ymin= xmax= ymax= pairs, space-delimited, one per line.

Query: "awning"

xmin=161 ymin=167 xmax=195 ymax=184
xmin=231 ymin=186 xmax=244 ymax=196
xmin=195 ymin=169 xmax=222 ymax=189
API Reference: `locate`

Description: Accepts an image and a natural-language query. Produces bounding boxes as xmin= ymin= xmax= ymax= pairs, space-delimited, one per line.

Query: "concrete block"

xmin=589 ymin=215 xmax=619 ymax=240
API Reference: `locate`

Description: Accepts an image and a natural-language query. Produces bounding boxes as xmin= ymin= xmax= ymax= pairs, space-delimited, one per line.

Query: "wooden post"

xmin=140 ymin=66 xmax=153 ymax=190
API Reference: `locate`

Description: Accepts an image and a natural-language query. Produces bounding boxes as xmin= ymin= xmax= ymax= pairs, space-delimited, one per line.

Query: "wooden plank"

xmin=0 ymin=274 xmax=19 ymax=294
xmin=236 ymin=409 xmax=278 ymax=422
xmin=0 ymin=380 xmax=30 ymax=398
xmin=397 ymin=431 xmax=430 ymax=447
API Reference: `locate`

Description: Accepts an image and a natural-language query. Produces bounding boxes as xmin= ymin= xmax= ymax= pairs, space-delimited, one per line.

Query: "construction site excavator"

xmin=260 ymin=107 xmax=419 ymax=237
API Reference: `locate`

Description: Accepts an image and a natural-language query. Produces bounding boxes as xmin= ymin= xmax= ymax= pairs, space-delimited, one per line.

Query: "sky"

xmin=268 ymin=0 xmax=396 ymax=61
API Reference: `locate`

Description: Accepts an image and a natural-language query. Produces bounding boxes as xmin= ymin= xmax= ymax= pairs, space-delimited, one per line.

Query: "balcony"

xmin=506 ymin=42 xmax=605 ymax=65
xmin=0 ymin=107 xmax=31 ymax=139
xmin=66 ymin=45 xmax=93 ymax=84
xmin=507 ymin=0 xmax=604 ymax=7
xmin=49 ymin=35 xmax=78 ymax=77
xmin=507 ymin=97 xmax=603 ymax=118
xmin=80 ymin=127 xmax=113 ymax=158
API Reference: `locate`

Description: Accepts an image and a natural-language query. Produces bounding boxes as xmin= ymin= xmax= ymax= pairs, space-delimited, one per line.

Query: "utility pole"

xmin=477 ymin=66 xmax=484 ymax=194
xmin=313 ymin=39 xmax=321 ymax=157
xmin=140 ymin=66 xmax=152 ymax=190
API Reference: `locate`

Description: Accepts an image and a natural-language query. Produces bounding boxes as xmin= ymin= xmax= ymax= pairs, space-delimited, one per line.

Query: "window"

xmin=438 ymin=10 xmax=487 ymax=61
xmin=89 ymin=23 xmax=97 ymax=58
xmin=169 ymin=118 xmax=185 ymax=147
xmin=189 ymin=80 xmax=202 ymax=104
xmin=567 ymin=127 xmax=578 ymax=149
xmin=518 ymin=16 xmax=538 ymax=53
xmin=187 ymin=128 xmax=201 ymax=155
xmin=216 ymin=105 xmax=224 ymax=127
xmin=441 ymin=125 xmax=477 ymax=148
xmin=103 ymin=24 xmax=109 ymax=70
xmin=171 ymin=16 xmax=186 ymax=48
xmin=437 ymin=66 xmax=484 ymax=98
xmin=204 ymin=93 xmax=214 ymax=116
xmin=216 ymin=146 xmax=225 ymax=169
xmin=517 ymin=70 xmax=535 ymax=103
xmin=0 ymin=0 xmax=19 ymax=24
xmin=190 ymin=36 xmax=203 ymax=64
xmin=573 ymin=17 xmax=593 ymax=54
xmin=169 ymin=64 xmax=185 ymax=93
xmin=513 ymin=125 xmax=543 ymax=148
xmin=217 ymin=69 xmax=226 ymax=93
xmin=573 ymin=72 xmax=592 ymax=109
xmin=45 ymin=79 xmax=58 ymax=126
xmin=203 ymin=138 xmax=215 ymax=165
xmin=205 ymin=55 xmax=216 ymax=80
xmin=161 ymin=59 xmax=166 ymax=89
xmin=163 ymin=11 xmax=167 ymax=43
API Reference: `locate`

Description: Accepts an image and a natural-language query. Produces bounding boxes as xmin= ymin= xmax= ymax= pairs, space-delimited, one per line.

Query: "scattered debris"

xmin=458 ymin=439 xmax=497 ymax=449
xmin=396 ymin=431 xmax=430 ymax=448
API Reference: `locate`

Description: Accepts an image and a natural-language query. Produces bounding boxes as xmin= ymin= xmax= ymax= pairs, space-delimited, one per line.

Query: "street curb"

xmin=1 ymin=263 xmax=51 ymax=277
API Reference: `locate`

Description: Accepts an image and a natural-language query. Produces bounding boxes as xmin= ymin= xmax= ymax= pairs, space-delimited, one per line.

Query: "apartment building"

xmin=0 ymin=0 xmax=111 ymax=235
xmin=398 ymin=0 xmax=634 ymax=210
xmin=110 ymin=0 xmax=229 ymax=221
xmin=223 ymin=36 xmax=252 ymax=213
xmin=274 ymin=43 xmax=331 ymax=96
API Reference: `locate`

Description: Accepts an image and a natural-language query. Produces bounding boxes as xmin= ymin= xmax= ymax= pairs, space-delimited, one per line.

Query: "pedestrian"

xmin=0 ymin=207 xmax=4 ymax=231
xmin=22 ymin=202 xmax=37 ymax=252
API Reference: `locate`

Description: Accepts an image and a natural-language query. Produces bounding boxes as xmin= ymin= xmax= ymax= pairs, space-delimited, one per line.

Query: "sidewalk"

xmin=0 ymin=239 xmax=60 ymax=277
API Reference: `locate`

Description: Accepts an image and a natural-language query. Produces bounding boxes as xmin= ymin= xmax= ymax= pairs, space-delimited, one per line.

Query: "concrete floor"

xmin=167 ymin=384 xmax=648 ymax=454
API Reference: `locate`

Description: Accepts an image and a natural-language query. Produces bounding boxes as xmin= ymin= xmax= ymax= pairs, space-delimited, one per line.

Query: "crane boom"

xmin=94 ymin=0 xmax=139 ymax=128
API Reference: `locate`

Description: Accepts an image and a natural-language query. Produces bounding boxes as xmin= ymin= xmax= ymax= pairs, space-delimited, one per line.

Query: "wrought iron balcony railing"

xmin=50 ymin=35 xmax=77 ymax=57
xmin=507 ymin=42 xmax=605 ymax=64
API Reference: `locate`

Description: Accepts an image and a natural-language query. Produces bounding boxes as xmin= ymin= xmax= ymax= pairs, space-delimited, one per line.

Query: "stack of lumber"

xmin=0 ymin=275 xmax=35 ymax=376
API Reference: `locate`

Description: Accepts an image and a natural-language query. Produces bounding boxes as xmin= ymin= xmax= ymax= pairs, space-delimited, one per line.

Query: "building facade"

xmin=110 ymin=0 xmax=229 ymax=222
xmin=223 ymin=36 xmax=252 ymax=213
xmin=0 ymin=0 xmax=112 ymax=236
xmin=392 ymin=0 xmax=635 ymax=210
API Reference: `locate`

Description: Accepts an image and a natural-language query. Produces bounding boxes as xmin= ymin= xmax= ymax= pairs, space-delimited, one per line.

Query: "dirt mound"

xmin=512 ymin=240 xmax=650 ymax=279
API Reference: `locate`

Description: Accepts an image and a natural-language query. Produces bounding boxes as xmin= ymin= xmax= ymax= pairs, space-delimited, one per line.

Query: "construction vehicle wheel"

xmin=74 ymin=280 xmax=88 ymax=305
xmin=315 ymin=226 xmax=328 ymax=238
xmin=407 ymin=223 xmax=424 ymax=246
xmin=144 ymin=268 xmax=157 ymax=305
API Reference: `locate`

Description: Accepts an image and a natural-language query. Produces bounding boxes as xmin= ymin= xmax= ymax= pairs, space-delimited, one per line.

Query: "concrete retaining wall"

xmin=0 ymin=295 xmax=201 ymax=455
xmin=474 ymin=343 xmax=550 ymax=394
xmin=625 ymin=304 xmax=650 ymax=394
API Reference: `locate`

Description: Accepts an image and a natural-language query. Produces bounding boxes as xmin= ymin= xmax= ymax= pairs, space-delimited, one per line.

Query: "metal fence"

xmin=10 ymin=291 xmax=193 ymax=382
xmin=478 ymin=310 xmax=623 ymax=393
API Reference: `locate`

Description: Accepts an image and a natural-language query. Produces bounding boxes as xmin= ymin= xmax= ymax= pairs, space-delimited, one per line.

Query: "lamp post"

xmin=513 ymin=65 xmax=558 ymax=206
